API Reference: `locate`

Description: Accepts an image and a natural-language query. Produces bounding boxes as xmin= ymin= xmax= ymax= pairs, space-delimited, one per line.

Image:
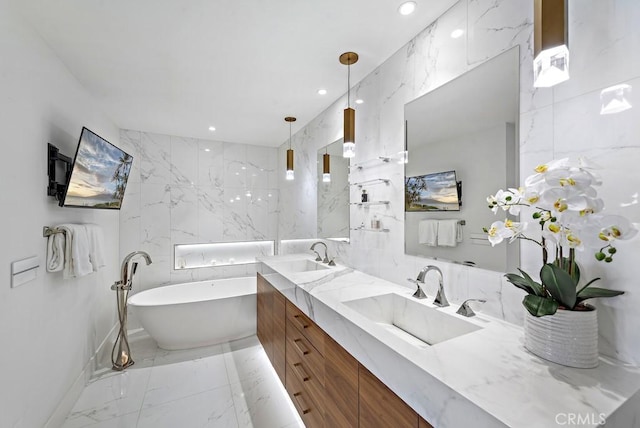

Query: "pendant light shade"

xmin=533 ymin=0 xmax=569 ymax=88
xmin=285 ymin=116 xmax=296 ymax=180
xmin=340 ymin=52 xmax=358 ymax=158
xmin=322 ymin=151 xmax=331 ymax=183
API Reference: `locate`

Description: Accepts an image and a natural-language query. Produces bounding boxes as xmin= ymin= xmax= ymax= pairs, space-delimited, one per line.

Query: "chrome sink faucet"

xmin=408 ymin=265 xmax=449 ymax=307
xmin=310 ymin=241 xmax=335 ymax=265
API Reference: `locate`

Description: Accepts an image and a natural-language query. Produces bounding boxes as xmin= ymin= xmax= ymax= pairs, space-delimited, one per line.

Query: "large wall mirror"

xmin=404 ymin=46 xmax=520 ymax=272
xmin=317 ymin=138 xmax=350 ymax=242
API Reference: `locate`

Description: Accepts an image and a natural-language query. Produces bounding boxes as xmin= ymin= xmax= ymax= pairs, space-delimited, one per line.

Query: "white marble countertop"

xmin=258 ymin=254 xmax=640 ymax=428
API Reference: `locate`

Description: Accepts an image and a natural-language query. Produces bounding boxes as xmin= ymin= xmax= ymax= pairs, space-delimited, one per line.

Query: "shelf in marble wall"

xmin=351 ymin=201 xmax=390 ymax=207
xmin=174 ymin=240 xmax=275 ymax=269
xmin=351 ymin=178 xmax=390 ymax=188
xmin=351 ymin=227 xmax=390 ymax=233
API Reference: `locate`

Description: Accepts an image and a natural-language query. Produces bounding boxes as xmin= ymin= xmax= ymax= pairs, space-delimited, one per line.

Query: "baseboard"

xmin=44 ymin=323 xmax=119 ymax=428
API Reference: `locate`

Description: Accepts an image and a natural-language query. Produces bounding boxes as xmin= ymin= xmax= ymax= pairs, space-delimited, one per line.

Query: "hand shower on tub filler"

xmin=111 ymin=251 xmax=153 ymax=371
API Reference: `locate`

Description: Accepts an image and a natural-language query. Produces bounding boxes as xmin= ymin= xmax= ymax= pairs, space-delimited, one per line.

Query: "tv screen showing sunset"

xmin=62 ymin=128 xmax=132 ymax=209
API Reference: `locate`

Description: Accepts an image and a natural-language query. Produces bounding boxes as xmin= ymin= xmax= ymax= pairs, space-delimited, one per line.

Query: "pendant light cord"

xmin=289 ymin=121 xmax=292 ymax=150
xmin=347 ymin=63 xmax=351 ymax=108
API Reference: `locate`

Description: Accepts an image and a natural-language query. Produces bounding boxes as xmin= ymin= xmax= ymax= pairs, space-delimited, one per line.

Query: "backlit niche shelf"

xmin=350 ymin=201 xmax=390 ymax=207
xmin=351 ymin=178 xmax=390 ymax=188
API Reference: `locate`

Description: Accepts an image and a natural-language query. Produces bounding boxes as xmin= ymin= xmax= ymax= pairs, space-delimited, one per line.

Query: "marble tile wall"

xmin=119 ymin=130 xmax=279 ymax=290
xmin=278 ymin=0 xmax=640 ymax=364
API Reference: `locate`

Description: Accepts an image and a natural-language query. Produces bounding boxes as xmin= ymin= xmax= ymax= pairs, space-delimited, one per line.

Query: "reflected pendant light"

xmin=285 ymin=116 xmax=296 ymax=180
xmin=322 ymin=149 xmax=331 ymax=183
xmin=533 ymin=0 xmax=569 ymax=88
xmin=340 ymin=52 xmax=359 ymax=158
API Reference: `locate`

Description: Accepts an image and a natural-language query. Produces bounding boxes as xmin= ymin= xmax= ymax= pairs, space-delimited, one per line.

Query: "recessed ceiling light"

xmin=204 ymin=148 xmax=211 ymax=152
xmin=398 ymin=1 xmax=417 ymax=15
xmin=355 ymin=99 xmax=364 ymax=104
xmin=208 ymin=126 xmax=216 ymax=131
xmin=451 ymin=29 xmax=464 ymax=39
xmin=317 ymin=89 xmax=327 ymax=95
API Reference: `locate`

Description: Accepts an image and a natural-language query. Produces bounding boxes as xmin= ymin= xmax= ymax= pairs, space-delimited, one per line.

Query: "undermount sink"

xmin=343 ymin=293 xmax=481 ymax=346
xmin=271 ymin=259 xmax=331 ymax=273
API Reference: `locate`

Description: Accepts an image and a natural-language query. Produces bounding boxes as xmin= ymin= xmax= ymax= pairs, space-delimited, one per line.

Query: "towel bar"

xmin=43 ymin=226 xmax=64 ymax=237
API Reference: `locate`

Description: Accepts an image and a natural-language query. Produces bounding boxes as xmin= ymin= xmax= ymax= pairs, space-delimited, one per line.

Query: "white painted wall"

xmin=278 ymin=0 xmax=640 ymax=364
xmin=0 ymin=3 xmax=121 ymax=427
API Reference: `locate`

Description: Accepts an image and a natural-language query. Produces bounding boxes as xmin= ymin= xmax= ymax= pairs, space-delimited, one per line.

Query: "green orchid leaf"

xmin=505 ymin=273 xmax=535 ymax=295
xmin=523 ymin=294 xmax=559 ymax=317
xmin=576 ymin=287 xmax=625 ymax=303
xmin=517 ymin=269 xmax=544 ymax=296
xmin=576 ymin=277 xmax=601 ymax=295
xmin=540 ymin=263 xmax=577 ymax=309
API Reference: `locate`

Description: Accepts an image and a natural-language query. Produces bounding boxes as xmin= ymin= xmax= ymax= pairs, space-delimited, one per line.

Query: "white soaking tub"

xmin=128 ymin=276 xmax=256 ymax=350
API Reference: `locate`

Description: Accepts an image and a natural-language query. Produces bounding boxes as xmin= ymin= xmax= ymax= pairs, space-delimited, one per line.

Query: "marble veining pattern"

xmin=62 ymin=333 xmax=303 ymax=428
xmin=277 ymin=0 xmax=640 ymax=365
xmin=261 ymin=254 xmax=640 ymax=428
xmin=120 ymin=129 xmax=279 ymax=290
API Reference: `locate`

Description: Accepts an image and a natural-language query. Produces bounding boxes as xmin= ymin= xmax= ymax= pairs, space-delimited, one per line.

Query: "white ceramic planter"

xmin=524 ymin=306 xmax=599 ymax=369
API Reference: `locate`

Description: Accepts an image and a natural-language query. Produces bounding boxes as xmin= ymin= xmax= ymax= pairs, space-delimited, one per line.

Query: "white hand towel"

xmin=46 ymin=232 xmax=66 ymax=272
xmin=418 ymin=220 xmax=438 ymax=246
xmin=86 ymin=224 xmax=106 ymax=272
xmin=59 ymin=224 xmax=93 ymax=279
xmin=437 ymin=219 xmax=460 ymax=247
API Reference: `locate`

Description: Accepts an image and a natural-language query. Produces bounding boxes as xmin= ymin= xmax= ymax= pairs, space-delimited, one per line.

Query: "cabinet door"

xmin=256 ymin=273 xmax=273 ymax=360
xmin=272 ymin=288 xmax=287 ymax=384
xmin=359 ymin=365 xmax=418 ymax=428
xmin=325 ymin=335 xmax=358 ymax=428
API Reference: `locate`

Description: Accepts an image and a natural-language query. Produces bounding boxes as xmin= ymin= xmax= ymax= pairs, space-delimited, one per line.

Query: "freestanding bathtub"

xmin=128 ymin=276 xmax=256 ymax=350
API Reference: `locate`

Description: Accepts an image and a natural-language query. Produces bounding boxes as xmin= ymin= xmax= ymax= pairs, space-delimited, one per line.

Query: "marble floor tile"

xmin=61 ymin=411 xmax=140 ymax=428
xmin=230 ymin=370 xmax=303 ymax=428
xmin=63 ymin=369 xmax=151 ymax=427
xmin=63 ymin=334 xmax=301 ymax=428
xmin=142 ymin=353 xmax=229 ymax=409
xmin=138 ymin=385 xmax=238 ymax=428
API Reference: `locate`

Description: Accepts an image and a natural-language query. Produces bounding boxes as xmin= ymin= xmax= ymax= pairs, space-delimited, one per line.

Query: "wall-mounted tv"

xmin=60 ymin=127 xmax=133 ymax=209
xmin=405 ymin=170 xmax=461 ymax=212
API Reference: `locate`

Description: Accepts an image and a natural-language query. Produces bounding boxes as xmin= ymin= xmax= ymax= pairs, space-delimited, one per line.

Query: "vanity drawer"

xmin=286 ymin=300 xmax=325 ymax=355
xmin=286 ymin=319 xmax=325 ymax=383
xmin=286 ymin=361 xmax=325 ymax=428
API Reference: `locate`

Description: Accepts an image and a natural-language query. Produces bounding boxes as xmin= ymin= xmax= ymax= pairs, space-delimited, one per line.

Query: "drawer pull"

xmin=293 ymin=392 xmax=311 ymax=414
xmin=293 ymin=362 xmax=310 ymax=382
xmin=293 ymin=338 xmax=310 ymax=355
xmin=293 ymin=314 xmax=310 ymax=329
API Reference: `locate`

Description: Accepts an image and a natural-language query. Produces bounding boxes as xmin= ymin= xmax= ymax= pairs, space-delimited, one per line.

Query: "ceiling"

xmin=15 ymin=0 xmax=458 ymax=147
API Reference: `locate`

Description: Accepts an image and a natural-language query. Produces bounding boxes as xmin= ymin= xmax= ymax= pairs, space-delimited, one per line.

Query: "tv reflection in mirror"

xmin=405 ymin=170 xmax=460 ymax=212
xmin=61 ymin=127 xmax=133 ymax=209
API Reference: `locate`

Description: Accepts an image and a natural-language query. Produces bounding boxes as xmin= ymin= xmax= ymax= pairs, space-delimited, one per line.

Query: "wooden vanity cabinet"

xmin=256 ymin=273 xmax=286 ymax=384
xmin=325 ymin=335 xmax=359 ymax=427
xmin=359 ymin=364 xmax=418 ymax=428
xmin=257 ymin=274 xmax=433 ymax=428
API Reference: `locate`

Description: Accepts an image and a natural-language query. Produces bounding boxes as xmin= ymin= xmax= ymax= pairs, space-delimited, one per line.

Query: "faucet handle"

xmin=434 ymin=289 xmax=450 ymax=307
xmin=328 ymin=258 xmax=336 ymax=266
xmin=456 ymin=299 xmax=487 ymax=317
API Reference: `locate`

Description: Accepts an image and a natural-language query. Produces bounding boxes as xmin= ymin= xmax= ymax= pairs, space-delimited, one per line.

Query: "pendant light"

xmin=340 ymin=52 xmax=359 ymax=158
xmin=533 ymin=0 xmax=569 ymax=88
xmin=285 ymin=116 xmax=296 ymax=180
xmin=322 ymin=149 xmax=331 ymax=183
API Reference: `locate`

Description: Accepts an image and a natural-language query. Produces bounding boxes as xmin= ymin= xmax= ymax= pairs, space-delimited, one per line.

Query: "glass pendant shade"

xmin=533 ymin=0 xmax=569 ymax=88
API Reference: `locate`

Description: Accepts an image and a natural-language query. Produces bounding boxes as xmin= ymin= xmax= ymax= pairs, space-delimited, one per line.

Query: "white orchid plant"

xmin=486 ymin=158 xmax=637 ymax=317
